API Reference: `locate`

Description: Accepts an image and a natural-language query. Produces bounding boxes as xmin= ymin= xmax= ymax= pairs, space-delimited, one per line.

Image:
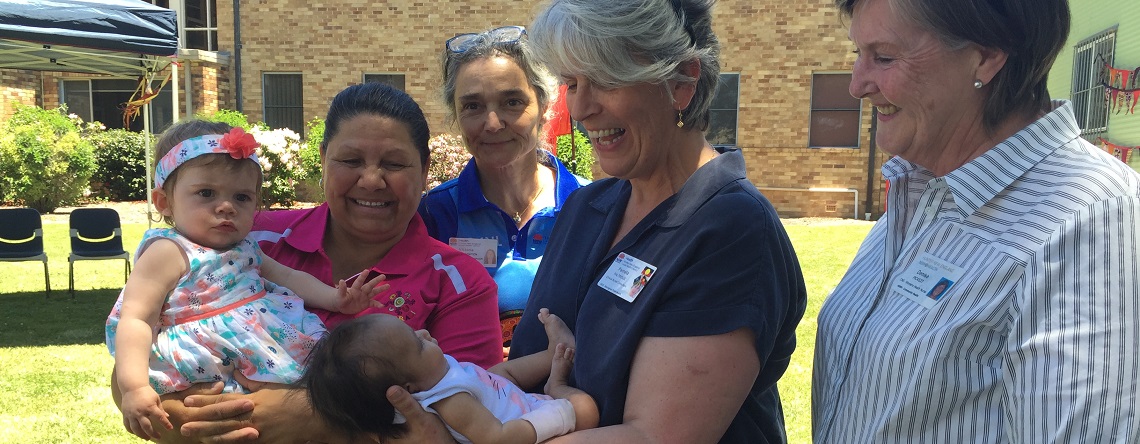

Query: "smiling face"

xmin=564 ymin=75 xmax=684 ymax=180
xmin=847 ymin=0 xmax=989 ymax=167
xmin=321 ymin=114 xmax=428 ymax=245
xmin=453 ymin=56 xmax=545 ymax=171
xmin=155 ymin=158 xmax=260 ymax=250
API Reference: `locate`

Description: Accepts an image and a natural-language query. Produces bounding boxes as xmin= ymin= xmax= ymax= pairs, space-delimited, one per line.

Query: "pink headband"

xmin=154 ymin=127 xmax=261 ymax=189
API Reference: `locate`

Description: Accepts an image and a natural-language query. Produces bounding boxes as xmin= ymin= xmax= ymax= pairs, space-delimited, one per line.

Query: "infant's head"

xmin=301 ymin=314 xmax=449 ymax=440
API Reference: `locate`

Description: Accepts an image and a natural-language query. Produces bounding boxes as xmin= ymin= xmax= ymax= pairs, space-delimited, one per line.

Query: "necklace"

xmin=511 ymin=182 xmax=544 ymax=224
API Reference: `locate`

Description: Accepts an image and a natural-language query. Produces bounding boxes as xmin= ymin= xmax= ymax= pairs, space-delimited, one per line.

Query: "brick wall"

xmin=0 ymin=69 xmax=40 ymax=120
xmin=220 ymin=0 xmax=887 ymax=217
xmin=5 ymin=0 xmax=889 ymax=217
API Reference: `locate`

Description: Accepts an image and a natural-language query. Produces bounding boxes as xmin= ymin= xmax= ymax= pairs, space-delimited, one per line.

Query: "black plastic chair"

xmin=0 ymin=207 xmax=50 ymax=296
xmin=68 ymin=208 xmax=130 ymax=297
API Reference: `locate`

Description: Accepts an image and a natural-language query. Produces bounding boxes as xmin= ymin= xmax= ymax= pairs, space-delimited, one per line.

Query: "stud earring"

xmin=973 ymin=79 xmax=984 ymax=89
xmin=676 ymin=110 xmax=685 ymax=128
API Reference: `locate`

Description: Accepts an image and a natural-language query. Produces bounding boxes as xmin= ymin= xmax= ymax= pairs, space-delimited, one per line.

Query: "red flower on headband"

xmin=220 ymin=127 xmax=259 ymax=159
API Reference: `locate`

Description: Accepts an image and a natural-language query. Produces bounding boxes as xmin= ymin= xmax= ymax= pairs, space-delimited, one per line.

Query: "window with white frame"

xmin=809 ymin=73 xmax=861 ymax=148
xmin=1071 ymin=28 xmax=1116 ymax=135
xmin=60 ymin=79 xmax=173 ymax=133
xmin=263 ymin=73 xmax=304 ymax=132
xmin=145 ymin=0 xmax=218 ymax=51
xmin=363 ymin=74 xmax=406 ymax=91
xmin=707 ymin=73 xmax=739 ymax=147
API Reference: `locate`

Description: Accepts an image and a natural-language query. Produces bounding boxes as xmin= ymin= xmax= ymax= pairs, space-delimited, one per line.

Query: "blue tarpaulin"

xmin=0 ymin=0 xmax=176 ymax=76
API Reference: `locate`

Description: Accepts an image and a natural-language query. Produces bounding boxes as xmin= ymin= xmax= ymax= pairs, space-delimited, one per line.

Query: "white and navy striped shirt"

xmin=812 ymin=101 xmax=1140 ymax=443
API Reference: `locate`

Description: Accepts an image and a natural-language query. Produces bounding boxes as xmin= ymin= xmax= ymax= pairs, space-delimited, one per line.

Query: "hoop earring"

xmin=973 ymin=79 xmax=984 ymax=89
xmin=676 ymin=110 xmax=685 ymax=128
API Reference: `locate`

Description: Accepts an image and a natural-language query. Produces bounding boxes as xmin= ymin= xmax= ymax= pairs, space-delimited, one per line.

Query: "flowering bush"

xmin=200 ymin=110 xmax=309 ymax=208
xmin=250 ymin=127 xmax=307 ymax=208
xmin=428 ymin=134 xmax=469 ymax=190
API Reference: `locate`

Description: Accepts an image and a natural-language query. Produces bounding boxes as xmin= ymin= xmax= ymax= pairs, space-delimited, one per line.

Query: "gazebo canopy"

xmin=0 ymin=0 xmax=177 ymax=76
xmin=0 ymin=0 xmax=178 ymax=224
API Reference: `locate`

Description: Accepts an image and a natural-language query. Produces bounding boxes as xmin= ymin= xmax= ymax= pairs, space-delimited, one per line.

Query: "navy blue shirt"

xmin=419 ymin=150 xmax=589 ymax=344
xmin=509 ymin=151 xmax=806 ymax=443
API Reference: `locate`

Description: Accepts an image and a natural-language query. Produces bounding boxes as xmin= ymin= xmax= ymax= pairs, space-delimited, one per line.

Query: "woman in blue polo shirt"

xmin=419 ymin=25 xmax=589 ymax=349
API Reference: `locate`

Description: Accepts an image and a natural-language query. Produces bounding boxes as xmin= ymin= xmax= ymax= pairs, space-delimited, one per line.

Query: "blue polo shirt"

xmin=419 ymin=150 xmax=589 ymax=344
xmin=509 ymin=151 xmax=807 ymax=442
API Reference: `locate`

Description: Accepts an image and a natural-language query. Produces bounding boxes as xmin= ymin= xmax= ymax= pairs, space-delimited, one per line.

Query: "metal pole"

xmin=144 ymin=102 xmax=153 ymax=229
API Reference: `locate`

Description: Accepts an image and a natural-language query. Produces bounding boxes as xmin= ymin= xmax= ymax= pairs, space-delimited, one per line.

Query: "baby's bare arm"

xmin=432 ymin=393 xmax=538 ymax=444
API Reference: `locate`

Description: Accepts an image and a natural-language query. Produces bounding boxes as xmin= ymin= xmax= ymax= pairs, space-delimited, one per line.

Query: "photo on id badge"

xmin=926 ymin=278 xmax=954 ymax=301
xmin=629 ymin=267 xmax=654 ymax=298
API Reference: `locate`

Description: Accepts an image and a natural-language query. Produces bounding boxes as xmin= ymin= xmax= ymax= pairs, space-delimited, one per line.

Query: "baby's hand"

xmin=335 ymin=269 xmax=390 ymax=314
xmin=119 ymin=385 xmax=173 ymax=440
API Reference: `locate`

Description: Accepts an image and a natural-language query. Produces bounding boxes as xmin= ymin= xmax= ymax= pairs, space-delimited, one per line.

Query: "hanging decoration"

xmin=1100 ymin=56 xmax=1140 ymax=115
xmin=1097 ymin=137 xmax=1136 ymax=164
xmin=121 ymin=61 xmax=176 ymax=128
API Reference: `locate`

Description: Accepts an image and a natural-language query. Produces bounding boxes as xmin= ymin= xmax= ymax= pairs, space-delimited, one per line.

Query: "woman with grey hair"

xmin=419 ymin=26 xmax=589 ymax=354
xmin=814 ymin=0 xmax=1140 ymax=442
xmin=493 ymin=0 xmax=807 ymax=442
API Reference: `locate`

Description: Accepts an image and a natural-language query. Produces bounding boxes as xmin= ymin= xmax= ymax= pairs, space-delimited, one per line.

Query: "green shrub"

xmin=555 ymin=129 xmax=595 ymax=180
xmin=90 ymin=129 xmax=153 ymax=201
xmin=296 ymin=117 xmax=325 ymax=202
xmin=0 ymin=105 xmax=97 ymax=212
xmin=197 ymin=109 xmax=266 ymax=131
xmin=302 ymin=117 xmax=324 ymax=179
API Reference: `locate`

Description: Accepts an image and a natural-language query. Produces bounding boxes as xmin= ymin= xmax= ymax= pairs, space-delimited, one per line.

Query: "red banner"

xmin=1098 ymin=137 xmax=1136 ymax=164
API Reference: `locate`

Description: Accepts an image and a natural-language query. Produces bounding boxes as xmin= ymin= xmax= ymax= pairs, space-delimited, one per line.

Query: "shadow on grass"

xmin=0 ymin=288 xmax=120 ymax=347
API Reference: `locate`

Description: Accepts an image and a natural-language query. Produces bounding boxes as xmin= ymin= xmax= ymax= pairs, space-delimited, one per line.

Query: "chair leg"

xmin=69 ymin=260 xmax=75 ymax=298
xmin=43 ymin=260 xmax=51 ymax=298
xmin=124 ymin=259 xmax=131 ymax=284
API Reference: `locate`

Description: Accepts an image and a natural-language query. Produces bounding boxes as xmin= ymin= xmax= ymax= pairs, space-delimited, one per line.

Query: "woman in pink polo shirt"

xmin=144 ymin=82 xmax=501 ymax=443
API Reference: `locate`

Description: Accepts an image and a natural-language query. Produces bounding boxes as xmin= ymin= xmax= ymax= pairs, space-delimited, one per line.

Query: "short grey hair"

xmin=529 ymin=0 xmax=721 ymax=131
xmin=833 ymin=0 xmax=1069 ymax=132
xmin=440 ymin=28 xmax=557 ymax=129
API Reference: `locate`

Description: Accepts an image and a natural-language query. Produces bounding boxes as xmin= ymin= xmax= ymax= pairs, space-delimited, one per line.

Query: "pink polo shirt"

xmin=251 ymin=204 xmax=502 ymax=369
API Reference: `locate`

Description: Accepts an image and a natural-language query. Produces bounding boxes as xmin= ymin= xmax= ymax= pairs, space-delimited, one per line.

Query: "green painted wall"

xmin=1048 ymin=0 xmax=1140 ymax=171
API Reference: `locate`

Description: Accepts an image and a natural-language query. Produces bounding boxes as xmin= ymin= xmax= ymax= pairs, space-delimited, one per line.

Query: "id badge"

xmin=598 ymin=252 xmax=657 ymax=303
xmin=892 ymin=252 xmax=964 ymax=308
xmin=449 ymin=237 xmax=499 ymax=268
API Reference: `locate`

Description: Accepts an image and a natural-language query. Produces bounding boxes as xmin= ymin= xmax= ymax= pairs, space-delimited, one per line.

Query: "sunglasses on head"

xmin=445 ymin=26 xmax=526 ymax=54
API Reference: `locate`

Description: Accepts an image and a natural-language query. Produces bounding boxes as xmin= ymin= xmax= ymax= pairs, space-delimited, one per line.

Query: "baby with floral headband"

xmin=105 ymin=120 xmax=390 ymax=441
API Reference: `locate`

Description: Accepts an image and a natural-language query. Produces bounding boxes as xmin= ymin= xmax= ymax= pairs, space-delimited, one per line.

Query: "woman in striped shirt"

xmin=813 ymin=0 xmax=1140 ymax=442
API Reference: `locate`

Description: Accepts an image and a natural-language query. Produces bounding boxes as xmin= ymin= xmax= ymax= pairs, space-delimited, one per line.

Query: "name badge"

xmin=598 ymin=252 xmax=657 ymax=303
xmin=449 ymin=237 xmax=499 ymax=268
xmin=893 ymin=252 xmax=964 ymax=308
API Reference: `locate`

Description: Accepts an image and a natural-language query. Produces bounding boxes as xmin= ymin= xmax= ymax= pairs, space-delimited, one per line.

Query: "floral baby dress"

xmin=106 ymin=228 xmax=327 ymax=394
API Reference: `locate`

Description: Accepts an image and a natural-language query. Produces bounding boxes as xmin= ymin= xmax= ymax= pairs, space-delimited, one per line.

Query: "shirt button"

xmin=925 ymin=207 xmax=937 ymax=218
xmin=511 ymin=235 xmax=517 ymax=242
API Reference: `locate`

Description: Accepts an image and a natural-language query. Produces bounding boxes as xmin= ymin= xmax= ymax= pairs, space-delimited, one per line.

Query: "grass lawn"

xmin=0 ymin=218 xmax=872 ymax=443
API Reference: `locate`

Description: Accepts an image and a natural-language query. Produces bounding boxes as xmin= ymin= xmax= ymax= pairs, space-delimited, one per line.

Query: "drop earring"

xmin=676 ymin=110 xmax=685 ymax=128
xmin=973 ymin=79 xmax=984 ymax=89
